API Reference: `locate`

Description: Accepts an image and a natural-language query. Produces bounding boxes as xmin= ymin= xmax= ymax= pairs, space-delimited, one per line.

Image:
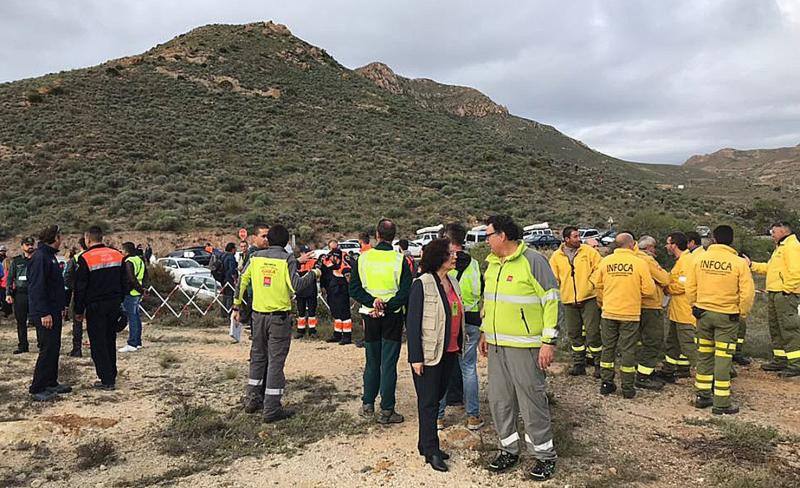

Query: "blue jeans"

xmin=123 ymin=295 xmax=143 ymax=347
xmin=439 ymin=323 xmax=481 ymax=418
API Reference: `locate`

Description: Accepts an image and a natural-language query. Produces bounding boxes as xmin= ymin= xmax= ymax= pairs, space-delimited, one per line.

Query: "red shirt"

xmin=445 ymin=284 xmax=463 ymax=353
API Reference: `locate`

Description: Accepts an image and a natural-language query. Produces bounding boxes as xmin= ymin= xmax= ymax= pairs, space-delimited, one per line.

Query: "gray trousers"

xmin=488 ymin=346 xmax=557 ymax=461
xmin=245 ymin=312 xmax=292 ymax=417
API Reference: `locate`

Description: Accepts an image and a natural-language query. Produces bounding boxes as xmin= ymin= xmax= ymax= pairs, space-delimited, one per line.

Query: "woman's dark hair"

xmin=419 ymin=238 xmax=451 ymax=274
xmin=225 ymin=242 xmax=236 ymax=252
xmin=485 ymin=215 xmax=522 ymax=241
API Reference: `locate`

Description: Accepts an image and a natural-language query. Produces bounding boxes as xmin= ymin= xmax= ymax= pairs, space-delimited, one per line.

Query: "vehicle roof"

xmin=523 ymin=222 xmax=550 ymax=231
xmin=415 ymin=224 xmax=443 ymax=235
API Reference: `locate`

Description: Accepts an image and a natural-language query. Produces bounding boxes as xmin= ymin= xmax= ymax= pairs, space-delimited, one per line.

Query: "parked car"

xmin=338 ymin=241 xmax=362 ymax=257
xmin=599 ymin=230 xmax=617 ymax=246
xmin=157 ymin=257 xmax=212 ymax=283
xmin=168 ymin=247 xmax=212 ymax=266
xmin=392 ymin=240 xmax=422 ymax=258
xmin=578 ymin=228 xmax=600 ymax=243
xmin=179 ymin=274 xmax=222 ymax=301
xmin=525 ymin=234 xmax=562 ymax=250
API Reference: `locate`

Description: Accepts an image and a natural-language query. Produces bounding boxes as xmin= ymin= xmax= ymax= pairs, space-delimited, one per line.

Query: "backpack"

xmin=209 ymin=254 xmax=225 ymax=283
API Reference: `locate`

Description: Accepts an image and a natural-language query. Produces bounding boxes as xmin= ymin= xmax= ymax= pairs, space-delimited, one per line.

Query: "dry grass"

xmin=75 ymin=438 xmax=118 ymax=470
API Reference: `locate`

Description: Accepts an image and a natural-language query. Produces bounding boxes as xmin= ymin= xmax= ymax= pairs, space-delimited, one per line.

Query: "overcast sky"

xmin=2 ymin=0 xmax=799 ymax=164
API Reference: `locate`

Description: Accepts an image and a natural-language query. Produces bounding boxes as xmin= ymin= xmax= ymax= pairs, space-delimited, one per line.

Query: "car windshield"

xmin=178 ymin=259 xmax=201 ymax=269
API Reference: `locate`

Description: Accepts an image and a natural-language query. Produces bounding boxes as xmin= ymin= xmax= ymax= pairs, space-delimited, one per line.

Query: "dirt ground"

xmin=1 ymin=315 xmax=799 ymax=488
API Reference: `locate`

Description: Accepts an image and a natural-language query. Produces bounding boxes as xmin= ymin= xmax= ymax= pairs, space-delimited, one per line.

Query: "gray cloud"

xmin=1 ymin=0 xmax=798 ymax=163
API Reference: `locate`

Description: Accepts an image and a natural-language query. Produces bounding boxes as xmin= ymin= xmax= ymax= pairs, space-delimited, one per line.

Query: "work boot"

xmin=12 ymin=347 xmax=28 ymax=355
xmin=339 ymin=332 xmax=352 ymax=345
xmin=92 ymin=381 xmax=115 ymax=391
xmin=69 ymin=349 xmax=82 ymax=358
xmin=761 ymin=359 xmax=787 ymax=372
xmin=359 ymin=403 xmax=374 ymax=419
xmin=243 ymin=398 xmax=263 ymax=414
xmin=676 ymin=367 xmax=691 ymax=378
xmin=30 ymin=391 xmax=56 ymax=402
xmin=308 ymin=328 xmax=317 ymax=337
xmin=778 ymin=367 xmax=800 ymax=378
xmin=600 ymin=381 xmax=617 ymax=395
xmin=622 ymin=389 xmax=636 ymax=399
xmin=529 ymin=459 xmax=557 ymax=482
xmin=585 ymin=356 xmax=596 ymax=367
xmin=593 ymin=364 xmax=601 ymax=379
xmin=732 ymin=354 xmax=751 ymax=366
xmin=263 ymin=408 xmax=296 ymax=423
xmin=712 ymin=405 xmax=740 ymax=415
xmin=635 ymin=374 xmax=664 ymax=391
xmin=568 ymin=364 xmax=586 ymax=376
xmin=466 ymin=416 xmax=485 ymax=430
xmin=294 ymin=329 xmax=306 ymax=339
xmin=326 ymin=332 xmax=342 ymax=344
xmin=45 ymin=384 xmax=72 ymax=395
xmin=694 ymin=395 xmax=713 ymax=409
xmin=655 ymin=370 xmax=677 ymax=384
xmin=377 ymin=409 xmax=404 ymax=424
xmin=487 ymin=451 xmax=519 ymax=472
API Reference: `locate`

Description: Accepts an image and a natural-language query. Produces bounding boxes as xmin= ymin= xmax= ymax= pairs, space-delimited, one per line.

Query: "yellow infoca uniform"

xmin=591 ymin=248 xmax=656 ymax=322
xmin=686 ymin=244 xmax=754 ymax=316
xmin=635 ymin=250 xmax=670 ymax=309
xmin=549 ymin=244 xmax=602 ymax=304
xmin=667 ymin=251 xmax=696 ymax=325
xmin=750 ymin=234 xmax=800 ymax=294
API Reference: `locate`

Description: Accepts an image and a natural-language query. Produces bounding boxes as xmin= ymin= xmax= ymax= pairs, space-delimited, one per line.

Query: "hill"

xmin=0 ymin=21 xmax=786 ymax=239
xmin=684 ymin=144 xmax=800 ymax=189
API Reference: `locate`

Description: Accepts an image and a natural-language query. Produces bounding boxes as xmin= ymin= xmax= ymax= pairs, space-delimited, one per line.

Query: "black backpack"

xmin=209 ymin=253 xmax=225 ymax=282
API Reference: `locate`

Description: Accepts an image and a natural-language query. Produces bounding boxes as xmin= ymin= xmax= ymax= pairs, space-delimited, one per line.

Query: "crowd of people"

xmin=3 ymin=215 xmax=798 ymax=482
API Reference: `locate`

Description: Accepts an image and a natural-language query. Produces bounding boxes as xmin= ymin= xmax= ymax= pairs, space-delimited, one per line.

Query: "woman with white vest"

xmin=406 ymin=238 xmax=464 ymax=473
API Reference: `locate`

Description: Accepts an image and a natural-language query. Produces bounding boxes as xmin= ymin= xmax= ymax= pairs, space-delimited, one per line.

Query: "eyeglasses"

xmin=485 ymin=232 xmax=498 ymax=239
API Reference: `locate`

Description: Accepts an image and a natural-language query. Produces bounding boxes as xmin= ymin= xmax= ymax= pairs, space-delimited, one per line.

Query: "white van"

xmin=523 ymin=222 xmax=553 ymax=240
xmin=413 ymin=224 xmax=443 ymax=246
xmin=465 ymin=224 xmax=487 ymax=248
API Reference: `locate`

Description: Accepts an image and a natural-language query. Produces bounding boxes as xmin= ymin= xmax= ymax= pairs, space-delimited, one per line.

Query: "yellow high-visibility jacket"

xmin=750 ymin=234 xmax=800 ymax=294
xmin=667 ymin=251 xmax=696 ymax=325
xmin=591 ymin=248 xmax=656 ymax=322
xmin=549 ymin=243 xmax=602 ymax=304
xmin=635 ymin=250 xmax=670 ymax=310
xmin=686 ymin=244 xmax=755 ymax=315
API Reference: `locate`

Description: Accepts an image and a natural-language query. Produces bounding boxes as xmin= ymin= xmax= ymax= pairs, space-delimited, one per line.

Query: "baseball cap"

xmin=299 ymin=245 xmax=311 ymax=253
xmin=21 ymin=237 xmax=35 ymax=246
xmin=0 ymin=245 xmax=7 ymax=252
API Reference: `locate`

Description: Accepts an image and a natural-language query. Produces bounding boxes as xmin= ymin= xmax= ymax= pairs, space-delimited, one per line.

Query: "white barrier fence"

xmin=138 ymin=282 xmax=336 ymax=320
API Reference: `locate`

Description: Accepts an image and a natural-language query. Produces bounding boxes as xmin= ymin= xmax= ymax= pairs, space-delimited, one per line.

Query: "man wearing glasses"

xmin=479 ymin=215 xmax=560 ymax=481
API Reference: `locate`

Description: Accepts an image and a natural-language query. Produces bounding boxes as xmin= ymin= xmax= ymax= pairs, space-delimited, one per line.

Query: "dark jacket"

xmin=7 ymin=254 xmax=32 ymax=297
xmin=221 ymin=252 xmax=238 ymax=287
xmin=349 ymin=241 xmax=413 ymax=314
xmin=27 ymin=242 xmax=67 ymax=319
xmin=406 ymin=272 xmax=463 ymax=364
xmin=73 ymin=244 xmax=126 ymax=315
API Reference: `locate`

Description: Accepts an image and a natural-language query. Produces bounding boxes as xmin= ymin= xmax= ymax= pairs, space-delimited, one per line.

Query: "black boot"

xmin=635 ymin=373 xmax=664 ymax=390
xmin=600 ymin=381 xmax=617 ymax=395
xmin=339 ymin=332 xmax=352 ymax=345
xmin=585 ymin=355 xmax=596 ymax=366
xmin=676 ymin=366 xmax=691 ymax=378
xmin=654 ymin=370 xmax=677 ymax=384
xmin=425 ymin=454 xmax=448 ymax=472
xmin=568 ymin=364 xmax=586 ymax=376
xmin=487 ymin=451 xmax=519 ymax=472
xmin=294 ymin=328 xmax=306 ymax=339
xmin=761 ymin=359 xmax=787 ymax=372
xmin=308 ymin=327 xmax=318 ymax=337
xmin=326 ymin=331 xmax=342 ymax=343
xmin=732 ymin=353 xmax=751 ymax=366
xmin=712 ymin=404 xmax=739 ymax=415
xmin=694 ymin=395 xmax=713 ymax=409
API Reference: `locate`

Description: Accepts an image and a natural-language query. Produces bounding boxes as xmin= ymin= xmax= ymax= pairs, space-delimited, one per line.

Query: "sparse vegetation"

xmin=158 ymin=351 xmax=183 ymax=369
xmin=75 ymin=437 xmax=118 ymax=470
xmin=684 ymin=416 xmax=779 ymax=462
xmin=160 ymin=375 xmax=366 ymax=462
